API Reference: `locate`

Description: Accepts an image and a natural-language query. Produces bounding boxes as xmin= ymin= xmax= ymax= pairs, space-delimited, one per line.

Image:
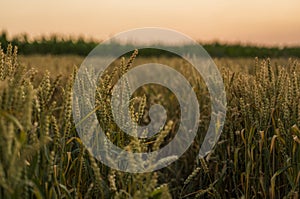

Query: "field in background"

xmin=1 ymin=45 xmax=300 ymax=198
xmin=19 ymin=54 xmax=299 ymax=77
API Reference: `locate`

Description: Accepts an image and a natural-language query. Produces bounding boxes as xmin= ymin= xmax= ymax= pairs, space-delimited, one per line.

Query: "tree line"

xmin=1 ymin=31 xmax=299 ymax=57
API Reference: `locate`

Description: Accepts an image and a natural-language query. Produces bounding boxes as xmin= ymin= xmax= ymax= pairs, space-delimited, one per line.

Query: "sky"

xmin=1 ymin=0 xmax=300 ymax=46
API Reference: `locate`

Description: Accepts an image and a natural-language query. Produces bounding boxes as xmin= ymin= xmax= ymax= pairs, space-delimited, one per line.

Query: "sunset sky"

xmin=1 ymin=0 xmax=300 ymax=46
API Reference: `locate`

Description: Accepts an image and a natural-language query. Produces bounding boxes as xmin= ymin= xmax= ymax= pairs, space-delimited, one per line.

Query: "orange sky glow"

xmin=1 ymin=0 xmax=300 ymax=46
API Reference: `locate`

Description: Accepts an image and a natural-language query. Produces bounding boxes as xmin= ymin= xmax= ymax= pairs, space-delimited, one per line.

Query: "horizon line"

xmin=1 ymin=30 xmax=300 ymax=48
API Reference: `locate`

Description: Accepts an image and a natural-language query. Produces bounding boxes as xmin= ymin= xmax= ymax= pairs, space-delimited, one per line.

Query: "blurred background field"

xmin=18 ymin=54 xmax=299 ymax=78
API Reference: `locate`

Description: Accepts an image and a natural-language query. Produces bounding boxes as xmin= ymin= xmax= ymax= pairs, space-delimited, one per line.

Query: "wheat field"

xmin=0 ymin=44 xmax=300 ymax=198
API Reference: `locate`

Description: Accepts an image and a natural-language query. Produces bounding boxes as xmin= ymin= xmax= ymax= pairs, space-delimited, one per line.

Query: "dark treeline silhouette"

xmin=1 ymin=31 xmax=299 ymax=58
